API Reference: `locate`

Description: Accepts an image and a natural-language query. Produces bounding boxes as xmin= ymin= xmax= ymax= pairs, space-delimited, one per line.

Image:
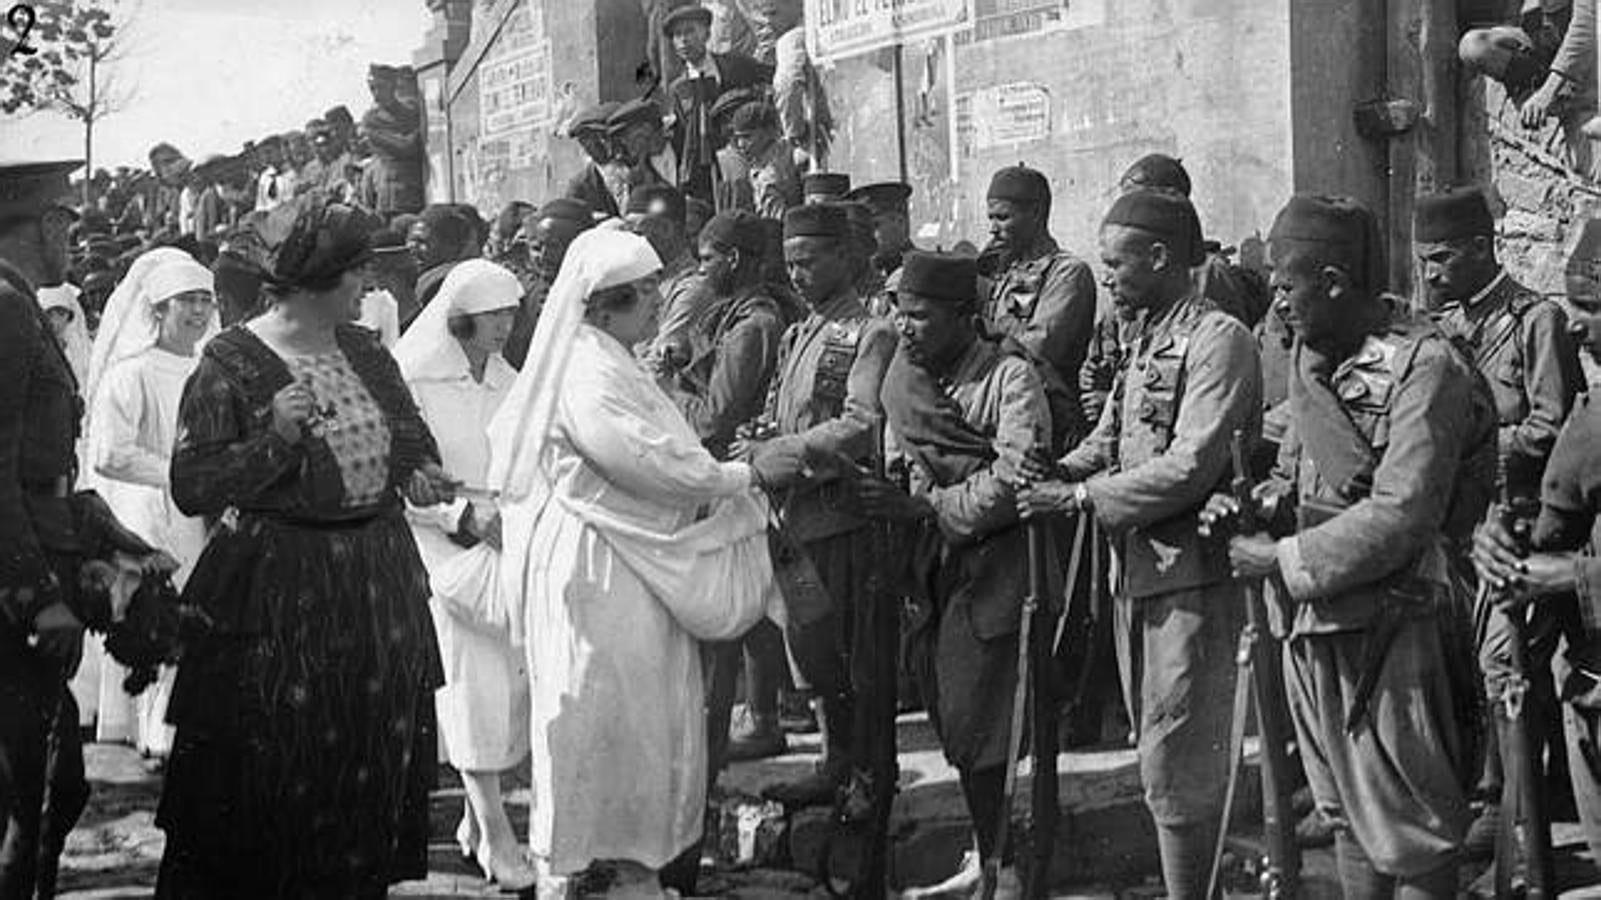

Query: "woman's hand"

xmin=405 ymin=462 xmax=458 ymax=508
xmin=466 ymin=506 xmax=502 ymax=552
xmin=270 ymin=381 xmax=315 ymax=443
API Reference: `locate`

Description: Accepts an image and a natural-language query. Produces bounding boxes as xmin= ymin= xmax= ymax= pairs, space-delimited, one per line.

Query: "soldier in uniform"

xmin=746 ymin=203 xmax=899 ymax=805
xmin=1219 ymin=195 xmax=1488 ymax=897
xmin=861 ymin=251 xmax=1057 ymax=898
xmin=1017 ymin=189 xmax=1261 ymax=899
xmin=983 ymin=165 xmax=1098 ymax=449
xmin=1473 ymin=216 xmax=1601 ymax=862
xmin=0 ymin=159 xmax=94 ymax=896
xmin=844 ymin=181 xmax=918 ymax=317
xmin=665 ymin=210 xmax=792 ymax=766
xmin=1414 ymin=185 xmax=1584 ymax=850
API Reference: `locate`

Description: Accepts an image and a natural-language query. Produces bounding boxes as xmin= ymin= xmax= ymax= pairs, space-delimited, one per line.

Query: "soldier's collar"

xmin=1462 ymin=267 xmax=1507 ymax=310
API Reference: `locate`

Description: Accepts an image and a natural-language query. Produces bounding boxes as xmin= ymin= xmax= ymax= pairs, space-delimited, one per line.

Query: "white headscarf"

xmin=393 ymin=258 xmax=524 ymax=384
xmin=485 ymin=228 xmax=661 ymax=505
xmin=85 ymin=248 xmax=217 ymax=409
xmin=36 ymin=283 xmax=91 ymax=387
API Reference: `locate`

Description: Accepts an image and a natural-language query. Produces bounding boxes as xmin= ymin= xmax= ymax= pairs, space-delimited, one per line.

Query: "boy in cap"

xmin=663 ymin=0 xmax=772 ymax=203
xmin=1474 ymin=215 xmax=1601 ymax=863
xmin=983 ymin=165 xmax=1098 ymax=447
xmin=720 ymin=99 xmax=800 ymax=219
xmin=862 ymin=250 xmax=1058 ymax=900
xmin=1216 ymin=194 xmax=1491 ymax=897
xmin=742 ymin=202 xmax=899 ymax=806
xmin=1415 ymin=185 xmax=1584 ymax=853
xmin=1019 ymin=188 xmax=1262 ymax=899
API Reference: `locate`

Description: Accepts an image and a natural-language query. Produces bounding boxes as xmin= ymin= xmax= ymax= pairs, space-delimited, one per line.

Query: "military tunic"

xmin=0 ymin=260 xmax=88 ymax=897
xmin=762 ymin=293 xmax=897 ymax=696
xmin=986 ymin=237 xmax=1097 ymax=445
xmin=886 ymin=338 xmax=1057 ymax=770
xmin=1060 ymin=294 xmax=1260 ymax=829
xmin=1266 ymin=314 xmax=1487 ymax=877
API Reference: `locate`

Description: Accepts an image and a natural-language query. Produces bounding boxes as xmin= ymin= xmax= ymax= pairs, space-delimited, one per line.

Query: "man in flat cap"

xmin=1215 ymin=194 xmax=1492 ymax=897
xmin=605 ymin=99 xmax=677 ymax=215
xmin=663 ymin=0 xmax=772 ymax=203
xmin=860 ymin=250 xmax=1057 ymax=899
xmin=803 ymin=171 xmax=850 ymax=205
xmin=845 ymin=181 xmax=918 ymax=317
xmin=1475 ymin=215 xmax=1601 ymax=863
xmin=717 ymin=99 xmax=800 ymax=219
xmin=564 ymin=101 xmax=625 ymax=219
xmin=742 ymin=202 xmax=898 ymax=807
xmin=983 ymin=165 xmax=1098 ymax=449
xmin=1416 ymin=184 xmax=1584 ymax=854
xmin=1018 ymin=188 xmax=1261 ymax=899
xmin=504 ymin=199 xmax=595 ymax=369
xmin=662 ymin=210 xmax=792 ymax=769
xmin=0 ymin=159 xmax=92 ymax=896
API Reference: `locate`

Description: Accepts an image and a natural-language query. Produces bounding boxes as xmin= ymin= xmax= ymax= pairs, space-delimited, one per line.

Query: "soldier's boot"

xmin=762 ymin=694 xmax=851 ymax=807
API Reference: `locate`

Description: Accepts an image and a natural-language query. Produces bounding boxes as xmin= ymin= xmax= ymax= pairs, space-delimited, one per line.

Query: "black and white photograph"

xmin=3 ymin=0 xmax=1601 ymax=897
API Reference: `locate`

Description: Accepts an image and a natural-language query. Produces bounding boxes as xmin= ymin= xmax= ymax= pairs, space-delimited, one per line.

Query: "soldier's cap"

xmin=699 ymin=210 xmax=767 ymax=256
xmin=1102 ymin=188 xmax=1205 ymax=266
xmin=1567 ymin=217 xmax=1601 ymax=274
xmin=898 ymin=250 xmax=977 ymax=305
xmin=606 ymin=99 xmax=664 ymax=135
xmin=844 ymin=181 xmax=913 ymax=215
xmin=535 ymin=197 xmax=597 ymax=227
xmin=662 ymin=0 xmax=713 ymax=36
xmin=784 ymin=202 xmax=850 ymax=240
xmin=0 ymin=159 xmax=83 ymax=223
xmin=1414 ymin=186 xmax=1495 ymax=244
xmin=1268 ymin=194 xmax=1385 ymax=288
xmin=570 ymin=101 xmax=622 ymax=137
xmin=802 ymin=172 xmax=851 ymax=201
xmin=1119 ymin=153 xmax=1191 ymax=197
xmin=323 ymin=105 xmax=355 ymax=128
xmin=840 ymin=201 xmax=877 ymax=246
xmin=987 ymin=165 xmax=1050 ymax=206
xmin=368 ymin=64 xmax=400 ymax=83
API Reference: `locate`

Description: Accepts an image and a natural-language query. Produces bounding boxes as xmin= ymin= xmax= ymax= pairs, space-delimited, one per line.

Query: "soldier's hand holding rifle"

xmin=1198 ymin=493 xmax=1277 ymax=578
xmin=1013 ymin=448 xmax=1086 ymax=520
xmin=1472 ymin=511 xmax=1578 ymax=609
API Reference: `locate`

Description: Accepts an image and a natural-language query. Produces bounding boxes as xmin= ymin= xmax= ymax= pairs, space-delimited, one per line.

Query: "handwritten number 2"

xmin=7 ymin=4 xmax=37 ymax=57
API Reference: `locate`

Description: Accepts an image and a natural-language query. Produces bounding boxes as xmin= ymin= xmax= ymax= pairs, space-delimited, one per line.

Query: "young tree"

xmin=1 ymin=0 xmax=136 ymax=203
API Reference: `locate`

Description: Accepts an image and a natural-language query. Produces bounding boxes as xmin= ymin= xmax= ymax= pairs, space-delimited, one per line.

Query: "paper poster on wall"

xmin=479 ymin=2 xmax=553 ymax=140
xmin=956 ymin=0 xmax=1106 ymax=46
xmin=805 ymin=0 xmax=973 ymax=63
xmin=956 ymin=82 xmax=1052 ymax=153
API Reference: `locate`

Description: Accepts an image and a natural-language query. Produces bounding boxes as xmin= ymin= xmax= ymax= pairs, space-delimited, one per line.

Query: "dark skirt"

xmin=154 ymin=509 xmax=444 ymax=900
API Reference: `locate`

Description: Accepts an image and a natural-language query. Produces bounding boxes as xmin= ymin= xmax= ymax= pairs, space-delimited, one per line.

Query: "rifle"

xmin=1206 ymin=429 xmax=1300 ymax=899
xmin=1488 ymin=464 xmax=1554 ymax=899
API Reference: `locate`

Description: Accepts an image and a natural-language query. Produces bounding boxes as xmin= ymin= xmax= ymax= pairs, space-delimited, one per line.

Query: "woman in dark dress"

xmin=154 ymin=194 xmax=456 ymax=899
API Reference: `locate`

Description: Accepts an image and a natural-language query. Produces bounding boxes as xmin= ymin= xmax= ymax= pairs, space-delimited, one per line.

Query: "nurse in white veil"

xmin=487 ymin=228 xmax=799 ymax=896
xmin=77 ymin=248 xmax=218 ymax=756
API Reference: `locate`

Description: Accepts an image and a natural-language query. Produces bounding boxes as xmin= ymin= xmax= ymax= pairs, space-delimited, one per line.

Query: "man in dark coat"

xmin=403 ymin=204 xmax=485 ymax=331
xmin=0 ymin=159 xmax=93 ymax=898
xmin=663 ymin=0 xmax=773 ymax=203
xmin=563 ymin=101 xmax=624 ymax=218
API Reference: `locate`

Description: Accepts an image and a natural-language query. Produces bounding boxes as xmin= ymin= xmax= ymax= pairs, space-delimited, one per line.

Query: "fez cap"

xmin=1120 ymin=153 xmax=1191 ymax=197
xmin=841 ymin=201 xmax=877 ymax=245
xmin=803 ymin=172 xmax=851 ymax=201
xmin=0 ymin=159 xmax=82 ymax=222
xmin=898 ymin=251 xmax=977 ymax=305
xmin=987 ymin=165 xmax=1050 ymax=205
xmin=1414 ymin=186 xmax=1495 ymax=243
xmin=1268 ymin=194 xmax=1385 ymax=289
xmin=1568 ymin=217 xmax=1601 ymax=273
xmin=607 ymin=98 xmax=663 ymax=135
xmin=784 ymin=203 xmax=850 ymax=239
xmin=700 ymin=210 xmax=767 ymax=255
xmin=844 ymin=181 xmax=912 ymax=214
xmin=662 ymin=0 xmax=713 ymax=35
xmin=536 ymin=197 xmax=596 ymax=225
xmin=1102 ymin=188 xmax=1205 ymax=266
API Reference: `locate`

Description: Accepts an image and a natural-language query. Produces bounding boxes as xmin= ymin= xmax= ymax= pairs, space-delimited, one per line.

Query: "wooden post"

xmin=1386 ymin=0 xmax=1459 ymax=301
xmin=893 ymin=43 xmax=909 ymax=183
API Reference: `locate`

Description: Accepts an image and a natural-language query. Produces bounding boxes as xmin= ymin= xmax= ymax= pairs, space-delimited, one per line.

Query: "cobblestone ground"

xmin=51 ymin=738 xmax=1601 ymax=899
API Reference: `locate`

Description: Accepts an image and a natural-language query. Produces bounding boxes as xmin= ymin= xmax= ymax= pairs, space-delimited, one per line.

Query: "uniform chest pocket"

xmin=1134 ymin=352 xmax=1185 ymax=431
xmin=1338 ymin=373 xmax=1393 ymax=449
